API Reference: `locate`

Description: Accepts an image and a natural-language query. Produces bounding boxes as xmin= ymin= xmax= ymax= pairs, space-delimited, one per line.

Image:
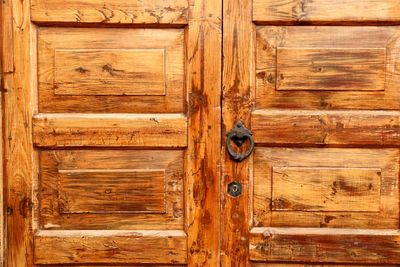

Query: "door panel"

xmin=38 ymin=27 xmax=184 ymax=113
xmin=31 ymin=0 xmax=188 ymax=24
xmin=253 ymin=0 xmax=400 ymax=23
xmin=223 ymin=0 xmax=400 ymax=266
xmin=256 ymin=26 xmax=400 ymax=110
xmin=3 ymin=0 xmax=221 ymax=266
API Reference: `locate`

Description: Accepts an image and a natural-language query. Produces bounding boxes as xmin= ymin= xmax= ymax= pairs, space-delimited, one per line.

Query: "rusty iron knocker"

xmin=226 ymin=121 xmax=254 ymax=162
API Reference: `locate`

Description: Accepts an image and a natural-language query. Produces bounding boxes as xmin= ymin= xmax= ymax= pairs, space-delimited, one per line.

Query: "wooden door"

xmin=222 ymin=0 xmax=400 ymax=266
xmin=1 ymin=0 xmax=221 ymax=266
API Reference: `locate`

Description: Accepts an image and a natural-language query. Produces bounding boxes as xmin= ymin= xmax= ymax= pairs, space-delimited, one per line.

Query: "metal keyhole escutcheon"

xmin=228 ymin=181 xmax=242 ymax=197
xmin=226 ymin=121 xmax=255 ymax=162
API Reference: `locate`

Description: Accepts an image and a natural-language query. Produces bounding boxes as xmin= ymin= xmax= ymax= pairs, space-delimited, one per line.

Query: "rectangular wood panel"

xmin=38 ymin=27 xmax=184 ymax=113
xmin=256 ymin=26 xmax=400 ymax=110
xmin=31 ymin=0 xmax=188 ymax=24
xmin=253 ymin=0 xmax=400 ymax=23
xmin=54 ymin=49 xmax=166 ymax=96
xmin=33 ymin=113 xmax=187 ymax=147
xmin=253 ymin=148 xmax=399 ymax=229
xmin=276 ymin=48 xmax=386 ymax=91
xmin=272 ymin=167 xmax=381 ymax=212
xmin=252 ymin=110 xmax=400 ymax=146
xmin=34 ymin=230 xmax=187 ymax=264
xmin=40 ymin=150 xmax=184 ymax=230
xmin=250 ymin=228 xmax=400 ymax=263
xmin=59 ymin=169 xmax=166 ymax=214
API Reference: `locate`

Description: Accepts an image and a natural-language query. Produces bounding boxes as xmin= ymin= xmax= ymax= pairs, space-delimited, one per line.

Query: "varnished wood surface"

xmin=252 ymin=110 xmax=400 ymax=146
xmin=38 ymin=27 xmax=184 ymax=113
xmin=33 ymin=113 xmax=187 ymax=147
xmin=54 ymin=49 xmax=167 ymax=96
xmin=256 ymin=26 xmax=400 ymax=110
xmin=40 ymin=150 xmax=184 ymax=230
xmin=250 ymin=228 xmax=400 ymax=263
xmin=222 ymin=0 xmax=254 ymax=265
xmin=253 ymin=0 xmax=400 ymax=24
xmin=253 ymin=148 xmax=399 ymax=229
xmin=276 ymin=48 xmax=386 ymax=91
xmin=2 ymin=0 xmax=36 ymax=265
xmin=185 ymin=0 xmax=222 ymax=265
xmin=31 ymin=0 xmax=189 ymax=24
xmin=34 ymin=230 xmax=187 ymax=264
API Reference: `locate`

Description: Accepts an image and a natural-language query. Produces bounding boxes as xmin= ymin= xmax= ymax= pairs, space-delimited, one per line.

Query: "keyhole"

xmin=231 ymin=184 xmax=239 ymax=193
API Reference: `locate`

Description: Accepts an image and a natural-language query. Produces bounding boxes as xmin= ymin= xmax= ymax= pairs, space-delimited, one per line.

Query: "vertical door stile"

xmin=222 ymin=0 xmax=254 ymax=265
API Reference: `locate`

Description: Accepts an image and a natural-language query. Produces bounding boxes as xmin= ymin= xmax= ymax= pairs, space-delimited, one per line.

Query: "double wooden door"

xmin=2 ymin=0 xmax=400 ymax=266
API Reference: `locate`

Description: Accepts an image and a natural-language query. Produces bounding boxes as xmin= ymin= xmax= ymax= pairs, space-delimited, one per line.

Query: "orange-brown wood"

xmin=253 ymin=148 xmax=399 ymax=229
xmin=223 ymin=0 xmax=400 ymax=266
xmin=256 ymin=26 xmax=400 ymax=110
xmin=38 ymin=27 xmax=184 ymax=113
xmin=4 ymin=0 xmax=221 ymax=265
xmin=186 ymin=0 xmax=222 ymax=265
xmin=40 ymin=150 xmax=184 ymax=230
xmin=253 ymin=0 xmax=400 ymax=24
xmin=222 ymin=0 xmax=254 ymax=265
xmin=250 ymin=228 xmax=400 ymax=263
xmin=34 ymin=230 xmax=187 ymax=264
xmin=33 ymin=113 xmax=187 ymax=147
xmin=3 ymin=0 xmax=36 ymax=265
xmin=31 ymin=0 xmax=189 ymax=24
xmin=53 ymin=49 xmax=167 ymax=96
xmin=252 ymin=110 xmax=400 ymax=146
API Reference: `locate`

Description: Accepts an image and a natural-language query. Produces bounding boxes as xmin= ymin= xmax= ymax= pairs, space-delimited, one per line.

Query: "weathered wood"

xmin=33 ymin=113 xmax=187 ymax=147
xmin=54 ymin=49 xmax=166 ymax=96
xmin=253 ymin=148 xmax=399 ymax=229
xmin=222 ymin=0 xmax=254 ymax=265
xmin=31 ymin=0 xmax=189 ymax=24
xmin=3 ymin=0 xmax=36 ymax=265
xmin=271 ymin=167 xmax=381 ymax=212
xmin=186 ymin=0 xmax=222 ymax=265
xmin=38 ymin=27 xmax=184 ymax=113
xmin=252 ymin=110 xmax=400 ymax=146
xmin=256 ymin=26 xmax=400 ymax=110
xmin=40 ymin=150 xmax=184 ymax=230
xmin=250 ymin=227 xmax=400 ymax=263
xmin=58 ymin=169 xmax=166 ymax=214
xmin=253 ymin=0 xmax=400 ymax=23
xmin=34 ymin=230 xmax=187 ymax=264
xmin=276 ymin=48 xmax=386 ymax=91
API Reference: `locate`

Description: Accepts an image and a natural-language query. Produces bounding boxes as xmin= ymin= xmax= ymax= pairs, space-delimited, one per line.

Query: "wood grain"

xmin=253 ymin=148 xmax=399 ymax=229
xmin=54 ymin=49 xmax=166 ymax=96
xmin=34 ymin=230 xmax=187 ymax=264
xmin=33 ymin=113 xmax=187 ymax=147
xmin=252 ymin=109 xmax=400 ymax=146
xmin=186 ymin=0 xmax=222 ymax=265
xmin=222 ymin=0 xmax=254 ymax=265
xmin=253 ymin=0 xmax=400 ymax=23
xmin=250 ymin=227 xmax=400 ymax=263
xmin=31 ymin=0 xmax=188 ymax=24
xmin=256 ymin=26 xmax=400 ymax=110
xmin=58 ymin=169 xmax=166 ymax=214
xmin=40 ymin=150 xmax=184 ymax=230
xmin=272 ymin=167 xmax=381 ymax=212
xmin=3 ymin=0 xmax=36 ymax=265
xmin=38 ymin=27 xmax=184 ymax=113
xmin=276 ymin=48 xmax=386 ymax=91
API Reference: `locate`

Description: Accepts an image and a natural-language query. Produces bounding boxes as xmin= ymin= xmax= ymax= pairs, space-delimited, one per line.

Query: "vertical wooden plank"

xmin=187 ymin=0 xmax=222 ymax=265
xmin=222 ymin=0 xmax=254 ymax=266
xmin=0 ymin=2 xmax=7 ymax=266
xmin=3 ymin=0 xmax=35 ymax=265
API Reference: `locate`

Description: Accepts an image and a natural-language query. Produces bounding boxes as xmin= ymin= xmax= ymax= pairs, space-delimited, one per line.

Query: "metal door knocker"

xmin=226 ymin=121 xmax=254 ymax=162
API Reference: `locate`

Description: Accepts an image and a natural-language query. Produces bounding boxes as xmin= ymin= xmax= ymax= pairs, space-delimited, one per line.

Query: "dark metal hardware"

xmin=227 ymin=181 xmax=242 ymax=197
xmin=226 ymin=121 xmax=254 ymax=162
